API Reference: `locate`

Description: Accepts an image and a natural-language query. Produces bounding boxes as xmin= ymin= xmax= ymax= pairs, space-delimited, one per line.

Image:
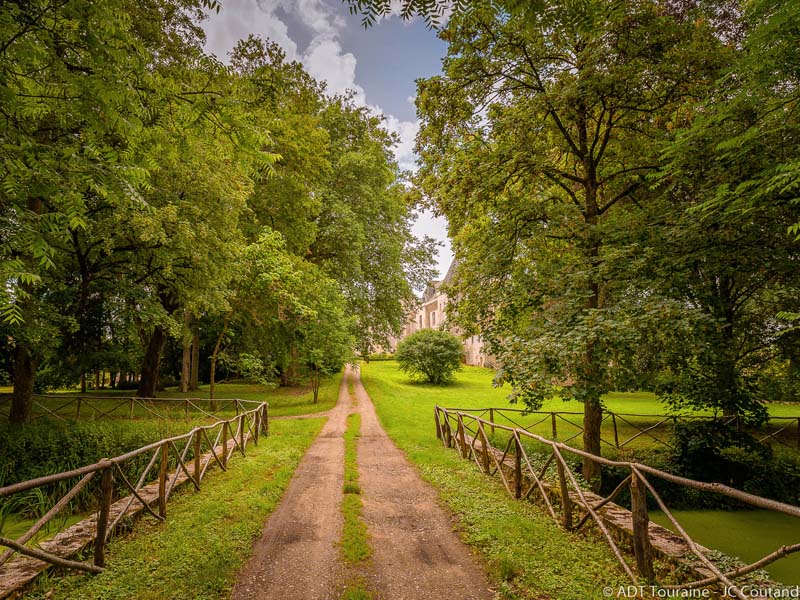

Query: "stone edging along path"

xmin=232 ymin=365 xmax=493 ymax=600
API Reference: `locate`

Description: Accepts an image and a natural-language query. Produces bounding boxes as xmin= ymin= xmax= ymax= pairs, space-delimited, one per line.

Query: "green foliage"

xmin=2 ymin=23 xmax=433 ymax=418
xmin=667 ymin=421 xmax=800 ymax=506
xmin=395 ymin=330 xmax=463 ymax=385
xmin=415 ymin=0 xmax=722 ymax=419
xmin=0 ymin=419 xmax=192 ymax=517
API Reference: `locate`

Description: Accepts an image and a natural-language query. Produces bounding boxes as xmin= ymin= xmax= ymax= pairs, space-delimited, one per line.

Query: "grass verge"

xmin=24 ymin=418 xmax=325 ymax=600
xmin=361 ymin=361 xmax=629 ymax=600
xmin=341 ymin=413 xmax=370 ymax=564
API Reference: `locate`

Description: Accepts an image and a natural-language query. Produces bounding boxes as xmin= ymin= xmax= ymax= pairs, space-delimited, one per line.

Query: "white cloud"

xmin=381 ymin=113 xmax=419 ymax=173
xmin=203 ymin=0 xmax=298 ymax=62
xmin=303 ymin=33 xmax=367 ymax=105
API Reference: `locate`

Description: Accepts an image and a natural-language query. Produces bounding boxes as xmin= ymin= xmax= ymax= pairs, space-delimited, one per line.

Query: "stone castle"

xmin=387 ymin=261 xmax=495 ymax=367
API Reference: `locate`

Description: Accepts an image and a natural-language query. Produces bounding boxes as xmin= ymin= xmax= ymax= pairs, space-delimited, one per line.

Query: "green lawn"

xmin=24 ymin=418 xmax=325 ymax=600
xmin=358 ymin=361 xmax=799 ymax=453
xmin=3 ymin=374 xmax=342 ymax=421
xmin=360 ymin=361 xmax=631 ymax=600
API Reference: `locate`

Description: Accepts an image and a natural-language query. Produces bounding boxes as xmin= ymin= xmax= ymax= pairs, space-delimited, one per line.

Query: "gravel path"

xmin=232 ymin=366 xmax=493 ymax=600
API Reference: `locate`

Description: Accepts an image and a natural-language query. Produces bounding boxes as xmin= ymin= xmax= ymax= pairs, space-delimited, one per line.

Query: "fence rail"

xmin=0 ymin=394 xmax=255 ymax=422
xmin=434 ymin=406 xmax=800 ymax=598
xmin=441 ymin=406 xmax=800 ymax=452
xmin=0 ymin=398 xmax=269 ymax=597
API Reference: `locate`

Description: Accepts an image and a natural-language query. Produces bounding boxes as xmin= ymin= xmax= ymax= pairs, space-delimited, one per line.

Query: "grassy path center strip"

xmin=340 ymin=406 xmax=372 ymax=598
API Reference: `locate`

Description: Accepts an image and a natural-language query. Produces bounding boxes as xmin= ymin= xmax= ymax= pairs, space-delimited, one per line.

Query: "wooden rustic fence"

xmin=434 ymin=406 xmax=800 ymax=598
xmin=0 ymin=399 xmax=269 ymax=597
xmin=440 ymin=406 xmax=800 ymax=452
xmin=0 ymin=394 xmax=254 ymax=422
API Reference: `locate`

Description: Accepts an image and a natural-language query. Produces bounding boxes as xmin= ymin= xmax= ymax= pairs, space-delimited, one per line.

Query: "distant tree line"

xmin=0 ymin=0 xmax=436 ymax=423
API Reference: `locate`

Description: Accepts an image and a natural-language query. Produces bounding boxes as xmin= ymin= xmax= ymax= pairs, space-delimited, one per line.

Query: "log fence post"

xmin=221 ymin=423 xmax=228 ymax=468
xmin=129 ymin=397 xmax=134 ymax=419
xmin=796 ymin=418 xmax=800 ymax=450
xmin=445 ymin=416 xmax=452 ymax=448
xmin=254 ymin=412 xmax=259 ymax=445
xmin=514 ymin=437 xmax=522 ymax=499
xmin=457 ymin=416 xmax=467 ymax=458
xmin=479 ymin=422 xmax=490 ymax=474
xmin=93 ymin=463 xmax=114 ymax=568
xmin=630 ymin=470 xmax=655 ymax=582
xmin=239 ymin=414 xmax=246 ymax=455
xmin=184 ymin=399 xmax=189 ymax=419
xmin=551 ymin=412 xmax=558 ymax=440
xmin=556 ymin=451 xmax=572 ymax=530
xmin=612 ymin=412 xmax=620 ymax=448
xmin=193 ymin=432 xmax=201 ymax=488
xmin=489 ymin=408 xmax=495 ymax=436
xmin=435 ymin=408 xmax=442 ymax=441
xmin=158 ymin=443 xmax=168 ymax=518
xmin=76 ymin=396 xmax=82 ymax=419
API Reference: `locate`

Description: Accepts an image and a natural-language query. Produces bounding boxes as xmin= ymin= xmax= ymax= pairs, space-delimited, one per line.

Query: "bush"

xmin=395 ymin=329 xmax=463 ymax=384
xmin=0 ymin=419 xmax=194 ymax=518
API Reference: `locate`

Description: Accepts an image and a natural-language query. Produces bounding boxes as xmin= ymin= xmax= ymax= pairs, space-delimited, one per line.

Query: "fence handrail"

xmin=0 ymin=399 xmax=270 ymax=595
xmin=446 ymin=409 xmax=800 ymax=517
xmin=434 ymin=405 xmax=800 ymax=597
xmin=30 ymin=394 xmax=264 ymax=405
xmin=436 ymin=405 xmax=800 ymax=421
xmin=0 ymin=399 xmax=263 ymax=498
xmin=448 ymin=406 xmax=800 ymax=452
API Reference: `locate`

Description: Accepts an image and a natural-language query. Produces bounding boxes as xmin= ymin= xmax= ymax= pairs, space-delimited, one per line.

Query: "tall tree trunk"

xmin=80 ymin=372 xmax=87 ymax=393
xmin=9 ymin=197 xmax=42 ymax=424
xmin=137 ymin=326 xmax=167 ymax=398
xmin=311 ymin=367 xmax=320 ymax=403
xmin=180 ymin=311 xmax=192 ymax=393
xmin=582 ymin=399 xmax=603 ymax=491
xmin=209 ymin=318 xmax=229 ymax=410
xmin=9 ymin=344 xmax=37 ymax=424
xmin=189 ymin=334 xmax=200 ymax=391
xmin=110 ymin=371 xmax=117 ymax=389
xmin=180 ymin=344 xmax=191 ymax=393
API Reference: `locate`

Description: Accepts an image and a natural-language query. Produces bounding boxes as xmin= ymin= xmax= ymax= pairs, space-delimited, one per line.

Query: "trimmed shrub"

xmin=395 ymin=329 xmax=463 ymax=385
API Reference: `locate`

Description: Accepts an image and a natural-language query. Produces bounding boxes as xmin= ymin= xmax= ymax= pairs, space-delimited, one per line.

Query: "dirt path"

xmin=353 ymin=367 xmax=493 ymax=600
xmin=231 ymin=378 xmax=348 ymax=600
xmin=232 ymin=366 xmax=493 ymax=600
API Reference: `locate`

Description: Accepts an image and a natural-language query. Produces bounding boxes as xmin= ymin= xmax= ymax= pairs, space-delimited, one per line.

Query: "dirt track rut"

xmin=232 ymin=366 xmax=493 ymax=600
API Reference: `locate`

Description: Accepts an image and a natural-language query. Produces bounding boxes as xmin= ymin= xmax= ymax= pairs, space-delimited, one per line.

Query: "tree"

xmin=296 ymin=274 xmax=355 ymax=402
xmin=0 ymin=0 xmax=225 ymax=421
xmin=639 ymin=0 xmax=800 ymax=421
xmin=396 ymin=329 xmax=463 ymax=384
xmin=414 ymin=2 xmax=722 ymax=487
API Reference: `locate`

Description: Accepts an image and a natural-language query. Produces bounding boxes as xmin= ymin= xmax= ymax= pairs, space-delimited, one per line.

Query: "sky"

xmin=201 ymin=0 xmax=454 ymax=279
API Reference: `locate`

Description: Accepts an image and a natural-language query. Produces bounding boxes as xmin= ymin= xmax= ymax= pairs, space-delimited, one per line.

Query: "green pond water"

xmin=650 ymin=510 xmax=800 ymax=585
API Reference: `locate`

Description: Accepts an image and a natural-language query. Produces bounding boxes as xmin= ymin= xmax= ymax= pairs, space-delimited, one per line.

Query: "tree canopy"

xmin=1 ymin=3 xmax=434 ymax=422
xmin=412 ymin=0 xmax=800 ymax=486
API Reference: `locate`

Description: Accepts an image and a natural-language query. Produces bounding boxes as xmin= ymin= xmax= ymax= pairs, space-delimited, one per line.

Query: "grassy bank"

xmin=360 ymin=361 xmax=629 ymax=599
xmin=25 ymin=418 xmax=324 ymax=600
